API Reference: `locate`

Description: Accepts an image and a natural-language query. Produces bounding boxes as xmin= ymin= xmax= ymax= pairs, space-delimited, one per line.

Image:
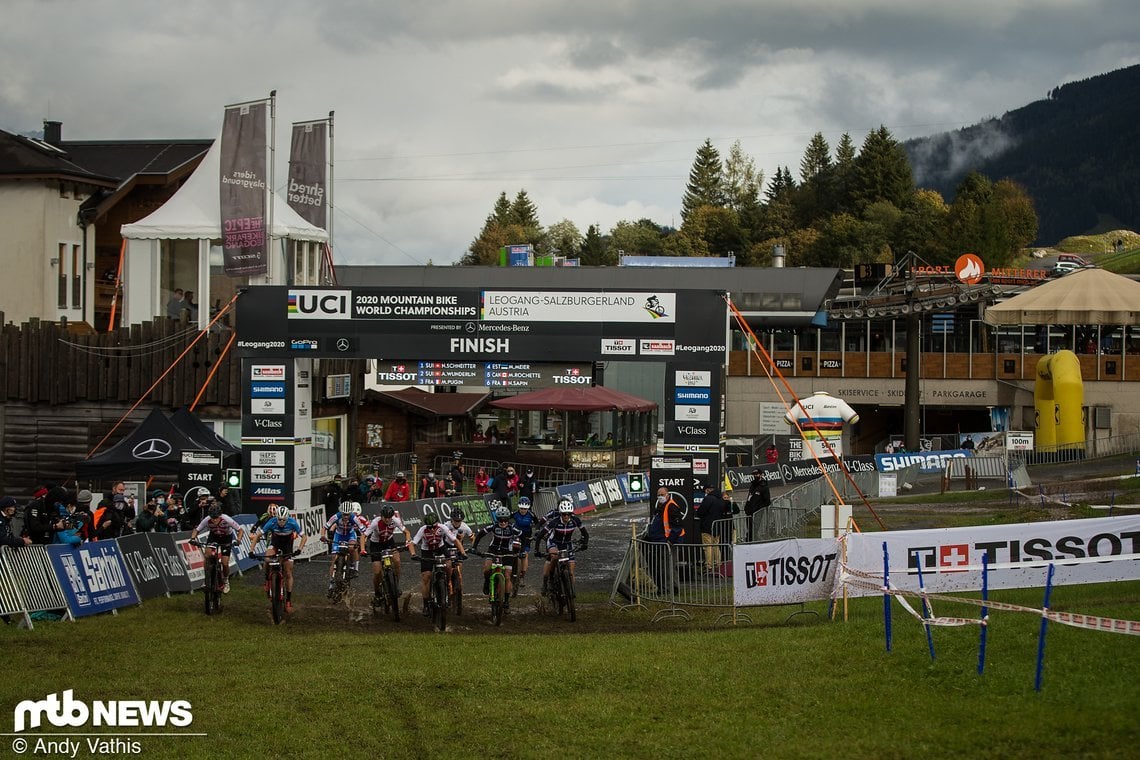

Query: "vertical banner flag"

xmin=220 ymin=100 xmax=268 ymax=276
xmin=287 ymin=120 xmax=328 ymax=230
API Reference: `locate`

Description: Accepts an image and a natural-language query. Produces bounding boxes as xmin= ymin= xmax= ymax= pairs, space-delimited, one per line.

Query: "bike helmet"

xmin=395 ymin=471 xmax=405 ymax=479
xmin=424 ymin=513 xmax=439 ymax=526
xmin=517 ymin=496 xmax=532 ymax=509
xmin=350 ymin=501 xmax=362 ymax=516
xmin=266 ymin=504 xmax=279 ymax=518
xmin=558 ymin=499 xmax=574 ymax=514
xmin=495 ymin=505 xmax=511 ymax=521
xmin=276 ymin=506 xmax=290 ymax=522
xmin=380 ymin=505 xmax=395 ymax=518
xmin=450 ymin=509 xmax=465 ymax=522
xmin=208 ymin=504 xmax=223 ymax=518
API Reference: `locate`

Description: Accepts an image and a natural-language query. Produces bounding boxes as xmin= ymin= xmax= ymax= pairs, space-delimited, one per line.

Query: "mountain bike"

xmin=190 ymin=540 xmax=224 ymax=616
xmin=327 ymin=541 xmax=359 ymax=604
xmin=252 ymin=550 xmax=298 ymax=625
xmin=446 ymin=546 xmax=465 ymax=616
xmin=539 ymin=542 xmax=586 ymax=623
xmin=371 ymin=546 xmax=407 ymax=622
xmin=424 ymin=552 xmax=451 ymax=632
xmin=473 ymin=551 xmax=513 ymax=626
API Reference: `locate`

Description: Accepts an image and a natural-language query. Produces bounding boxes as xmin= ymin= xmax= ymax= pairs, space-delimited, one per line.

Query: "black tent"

xmin=75 ymin=408 xmax=213 ymax=479
xmin=170 ymin=407 xmax=241 ymax=465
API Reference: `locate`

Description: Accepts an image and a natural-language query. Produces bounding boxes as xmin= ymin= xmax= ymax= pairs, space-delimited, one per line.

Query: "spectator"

xmin=53 ymin=498 xmax=84 ymax=546
xmin=643 ymin=487 xmax=683 ymax=595
xmin=486 ymin=424 xmax=500 ymax=444
xmin=94 ymin=498 xmax=130 ymax=540
xmin=215 ymin=484 xmax=236 ymax=517
xmin=517 ymin=467 xmax=538 ymax=503
xmin=474 ymin=467 xmax=490 ymax=495
xmin=74 ymin=489 xmax=94 ymax=540
xmin=134 ymin=496 xmax=166 ymax=533
xmin=765 ymin=444 xmax=779 ymax=464
xmin=505 ymin=466 xmax=520 ymax=498
xmin=696 ymin=485 xmax=729 ymax=572
xmin=24 ymin=486 xmax=57 ymax=545
xmin=165 ymin=494 xmax=187 ymax=532
xmin=448 ymin=459 xmax=465 ymax=494
xmin=322 ymin=477 xmax=344 ymax=518
xmin=384 ymin=472 xmax=411 ymax=502
xmin=0 ymin=496 xmax=32 ymax=547
xmin=744 ymin=469 xmax=771 ymax=542
xmin=367 ymin=476 xmax=385 ymax=503
xmin=183 ymin=290 xmax=199 ymax=321
xmin=603 ymin=432 xmax=614 ymax=447
xmin=473 ymin=425 xmax=486 ymax=443
xmin=419 ymin=471 xmax=441 ymax=499
xmin=165 ymin=288 xmax=185 ymax=319
xmin=442 ymin=474 xmax=459 ymax=497
xmin=491 ymin=466 xmax=512 ymax=508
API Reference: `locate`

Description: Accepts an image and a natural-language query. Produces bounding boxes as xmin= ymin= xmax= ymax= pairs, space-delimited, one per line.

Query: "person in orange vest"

xmin=647 ymin=487 xmax=684 ymax=545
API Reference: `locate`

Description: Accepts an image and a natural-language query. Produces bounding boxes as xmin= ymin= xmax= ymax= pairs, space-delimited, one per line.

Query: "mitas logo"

xmin=287 ymin=289 xmax=351 ymax=320
xmin=14 ymin=690 xmax=193 ymax=732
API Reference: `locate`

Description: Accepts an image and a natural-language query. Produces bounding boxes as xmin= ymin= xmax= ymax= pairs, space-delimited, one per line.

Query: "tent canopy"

xmin=489 ymin=386 xmax=656 ymax=412
xmin=76 ymin=408 xmax=236 ymax=479
xmin=984 ymin=268 xmax=1140 ymax=325
xmin=120 ymin=136 xmax=327 ymax=242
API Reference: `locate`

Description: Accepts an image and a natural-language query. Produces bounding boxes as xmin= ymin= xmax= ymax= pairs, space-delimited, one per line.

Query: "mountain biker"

xmin=509 ymin=497 xmax=539 ymax=590
xmin=250 ymin=505 xmax=307 ymax=614
xmin=322 ymin=501 xmax=365 ymax=593
xmin=535 ymin=499 xmax=589 ymax=595
xmin=410 ymin=513 xmax=467 ymax=616
xmin=190 ymin=504 xmax=245 ymax=594
xmin=362 ymin=504 xmax=412 ymax=604
xmin=443 ymin=508 xmax=474 ymax=598
xmin=472 ymin=502 xmax=523 ymax=603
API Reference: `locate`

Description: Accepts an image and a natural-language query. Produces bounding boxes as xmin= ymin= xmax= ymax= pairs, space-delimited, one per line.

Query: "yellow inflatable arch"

xmin=1034 ymin=350 xmax=1084 ymax=451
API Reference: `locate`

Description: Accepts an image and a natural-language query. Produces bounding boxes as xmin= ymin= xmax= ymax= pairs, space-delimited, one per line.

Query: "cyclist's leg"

xmin=371 ymin=546 xmax=383 ymax=594
xmin=543 ymin=545 xmax=558 ymax=593
xmin=482 ymin=557 xmax=492 ymax=594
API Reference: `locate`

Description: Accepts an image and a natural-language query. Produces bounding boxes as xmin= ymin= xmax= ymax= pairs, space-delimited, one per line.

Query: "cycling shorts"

xmin=368 ymin=538 xmax=399 ymax=561
xmin=269 ymin=535 xmax=296 ymax=557
xmin=419 ymin=548 xmax=447 ymax=574
xmin=332 ymin=537 xmax=359 ymax=556
xmin=206 ymin=537 xmax=235 ymax=557
xmin=546 ymin=541 xmax=576 ymax=561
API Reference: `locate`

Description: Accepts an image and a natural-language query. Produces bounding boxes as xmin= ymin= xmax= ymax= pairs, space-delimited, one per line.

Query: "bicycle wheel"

xmin=270 ymin=572 xmax=284 ymax=625
xmin=204 ymin=559 xmax=217 ymax=615
xmin=452 ymin=568 xmax=463 ymax=616
xmin=562 ymin=571 xmax=576 ymax=623
xmin=384 ymin=568 xmax=400 ymax=623
xmin=434 ymin=574 xmax=448 ymax=631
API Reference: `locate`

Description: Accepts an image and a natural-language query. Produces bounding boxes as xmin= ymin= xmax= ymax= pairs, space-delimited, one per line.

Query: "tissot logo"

xmin=287 ymin=289 xmax=351 ymax=320
xmin=131 ymin=439 xmax=172 ymax=460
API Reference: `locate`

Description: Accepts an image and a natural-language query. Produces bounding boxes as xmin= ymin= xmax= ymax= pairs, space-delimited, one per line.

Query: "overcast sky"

xmin=3 ymin=1 xmax=1137 ymax=266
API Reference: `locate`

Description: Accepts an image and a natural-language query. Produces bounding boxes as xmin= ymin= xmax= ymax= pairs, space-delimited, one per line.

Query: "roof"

xmin=0 ymin=129 xmax=118 ymax=187
xmin=336 ymin=265 xmax=843 ymax=328
xmin=367 ymin=387 xmax=490 ymax=418
xmin=61 ymin=139 xmax=212 ymax=182
xmin=983 ymin=267 xmax=1140 ymax=325
xmin=489 ymin=385 xmax=656 ymax=412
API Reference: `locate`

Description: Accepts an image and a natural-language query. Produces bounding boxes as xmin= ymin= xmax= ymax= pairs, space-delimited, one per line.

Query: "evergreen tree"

xmin=578 ymin=224 xmax=611 ymax=265
xmin=833 ymin=132 xmax=858 ymax=212
xmin=852 ymin=126 xmax=914 ymax=210
xmin=510 ymin=190 xmax=540 ymax=228
xmin=724 ymin=140 xmax=763 ymax=214
xmin=795 ymin=132 xmax=835 ymax=226
xmin=681 ymin=139 xmax=726 ymax=224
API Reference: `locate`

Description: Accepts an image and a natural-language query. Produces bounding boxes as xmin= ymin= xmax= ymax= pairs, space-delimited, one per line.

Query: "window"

xmin=71 ymin=244 xmax=81 ymax=309
xmin=57 ymin=243 xmax=67 ymax=308
xmin=312 ymin=416 xmax=344 ymax=483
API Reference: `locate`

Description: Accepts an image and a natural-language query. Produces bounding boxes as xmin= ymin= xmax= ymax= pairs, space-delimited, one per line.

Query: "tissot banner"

xmin=287 ymin=120 xmax=328 ymax=230
xmin=842 ymin=515 xmax=1140 ymax=596
xmin=220 ymin=100 xmax=268 ymax=276
xmin=733 ymin=538 xmax=840 ymax=606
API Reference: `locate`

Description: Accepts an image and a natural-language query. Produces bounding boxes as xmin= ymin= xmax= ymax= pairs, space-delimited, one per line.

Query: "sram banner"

xmin=733 ymin=538 xmax=840 ymax=606
xmin=842 ymin=515 xmax=1140 ymax=596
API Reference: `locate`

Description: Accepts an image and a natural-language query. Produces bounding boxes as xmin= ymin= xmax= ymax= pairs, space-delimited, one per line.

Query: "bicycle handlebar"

xmin=249 ymin=551 xmax=299 ymax=561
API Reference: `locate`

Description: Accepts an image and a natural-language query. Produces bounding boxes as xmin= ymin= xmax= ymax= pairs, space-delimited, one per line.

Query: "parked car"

xmin=1052 ymin=260 xmax=1083 ymax=275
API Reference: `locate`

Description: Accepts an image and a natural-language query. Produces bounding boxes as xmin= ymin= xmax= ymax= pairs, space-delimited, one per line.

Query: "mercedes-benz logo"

xmin=465 ymin=322 xmax=476 ymax=333
xmin=336 ymin=338 xmax=350 ymax=351
xmin=132 ymin=438 xmax=173 ymax=460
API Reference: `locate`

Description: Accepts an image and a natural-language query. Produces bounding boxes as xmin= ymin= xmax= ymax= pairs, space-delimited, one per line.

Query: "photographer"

xmin=52 ymin=497 xmax=84 ymax=547
xmin=133 ymin=492 xmax=167 ymax=533
xmin=0 ymin=497 xmax=31 ymax=548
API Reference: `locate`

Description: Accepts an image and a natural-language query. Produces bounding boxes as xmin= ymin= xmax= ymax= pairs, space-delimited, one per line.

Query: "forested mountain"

xmin=904 ymin=64 xmax=1140 ymax=245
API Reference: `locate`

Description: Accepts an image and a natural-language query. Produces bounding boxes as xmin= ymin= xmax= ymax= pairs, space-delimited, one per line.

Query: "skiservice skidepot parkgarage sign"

xmin=234 ymin=287 xmax=727 ymax=361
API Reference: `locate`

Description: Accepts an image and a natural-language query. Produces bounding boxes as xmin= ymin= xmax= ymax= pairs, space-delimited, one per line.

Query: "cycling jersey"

xmin=444 ymin=520 xmax=473 ymax=548
xmin=411 ymin=523 xmax=449 ymax=554
xmin=363 ymin=515 xmax=407 ymax=546
xmin=262 ymin=517 xmax=304 ymax=554
xmin=193 ymin=514 xmax=241 ymax=544
xmin=545 ymin=515 xmax=587 ymax=549
xmin=474 ymin=522 xmax=523 ymax=555
xmin=324 ymin=511 xmax=362 ymax=541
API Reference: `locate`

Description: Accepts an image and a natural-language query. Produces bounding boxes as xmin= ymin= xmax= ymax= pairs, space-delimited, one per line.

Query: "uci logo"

xmin=287 ymin=289 xmax=351 ymax=320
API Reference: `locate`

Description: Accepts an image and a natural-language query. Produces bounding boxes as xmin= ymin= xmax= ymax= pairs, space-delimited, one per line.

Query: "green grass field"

xmin=3 ymin=576 xmax=1138 ymax=758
